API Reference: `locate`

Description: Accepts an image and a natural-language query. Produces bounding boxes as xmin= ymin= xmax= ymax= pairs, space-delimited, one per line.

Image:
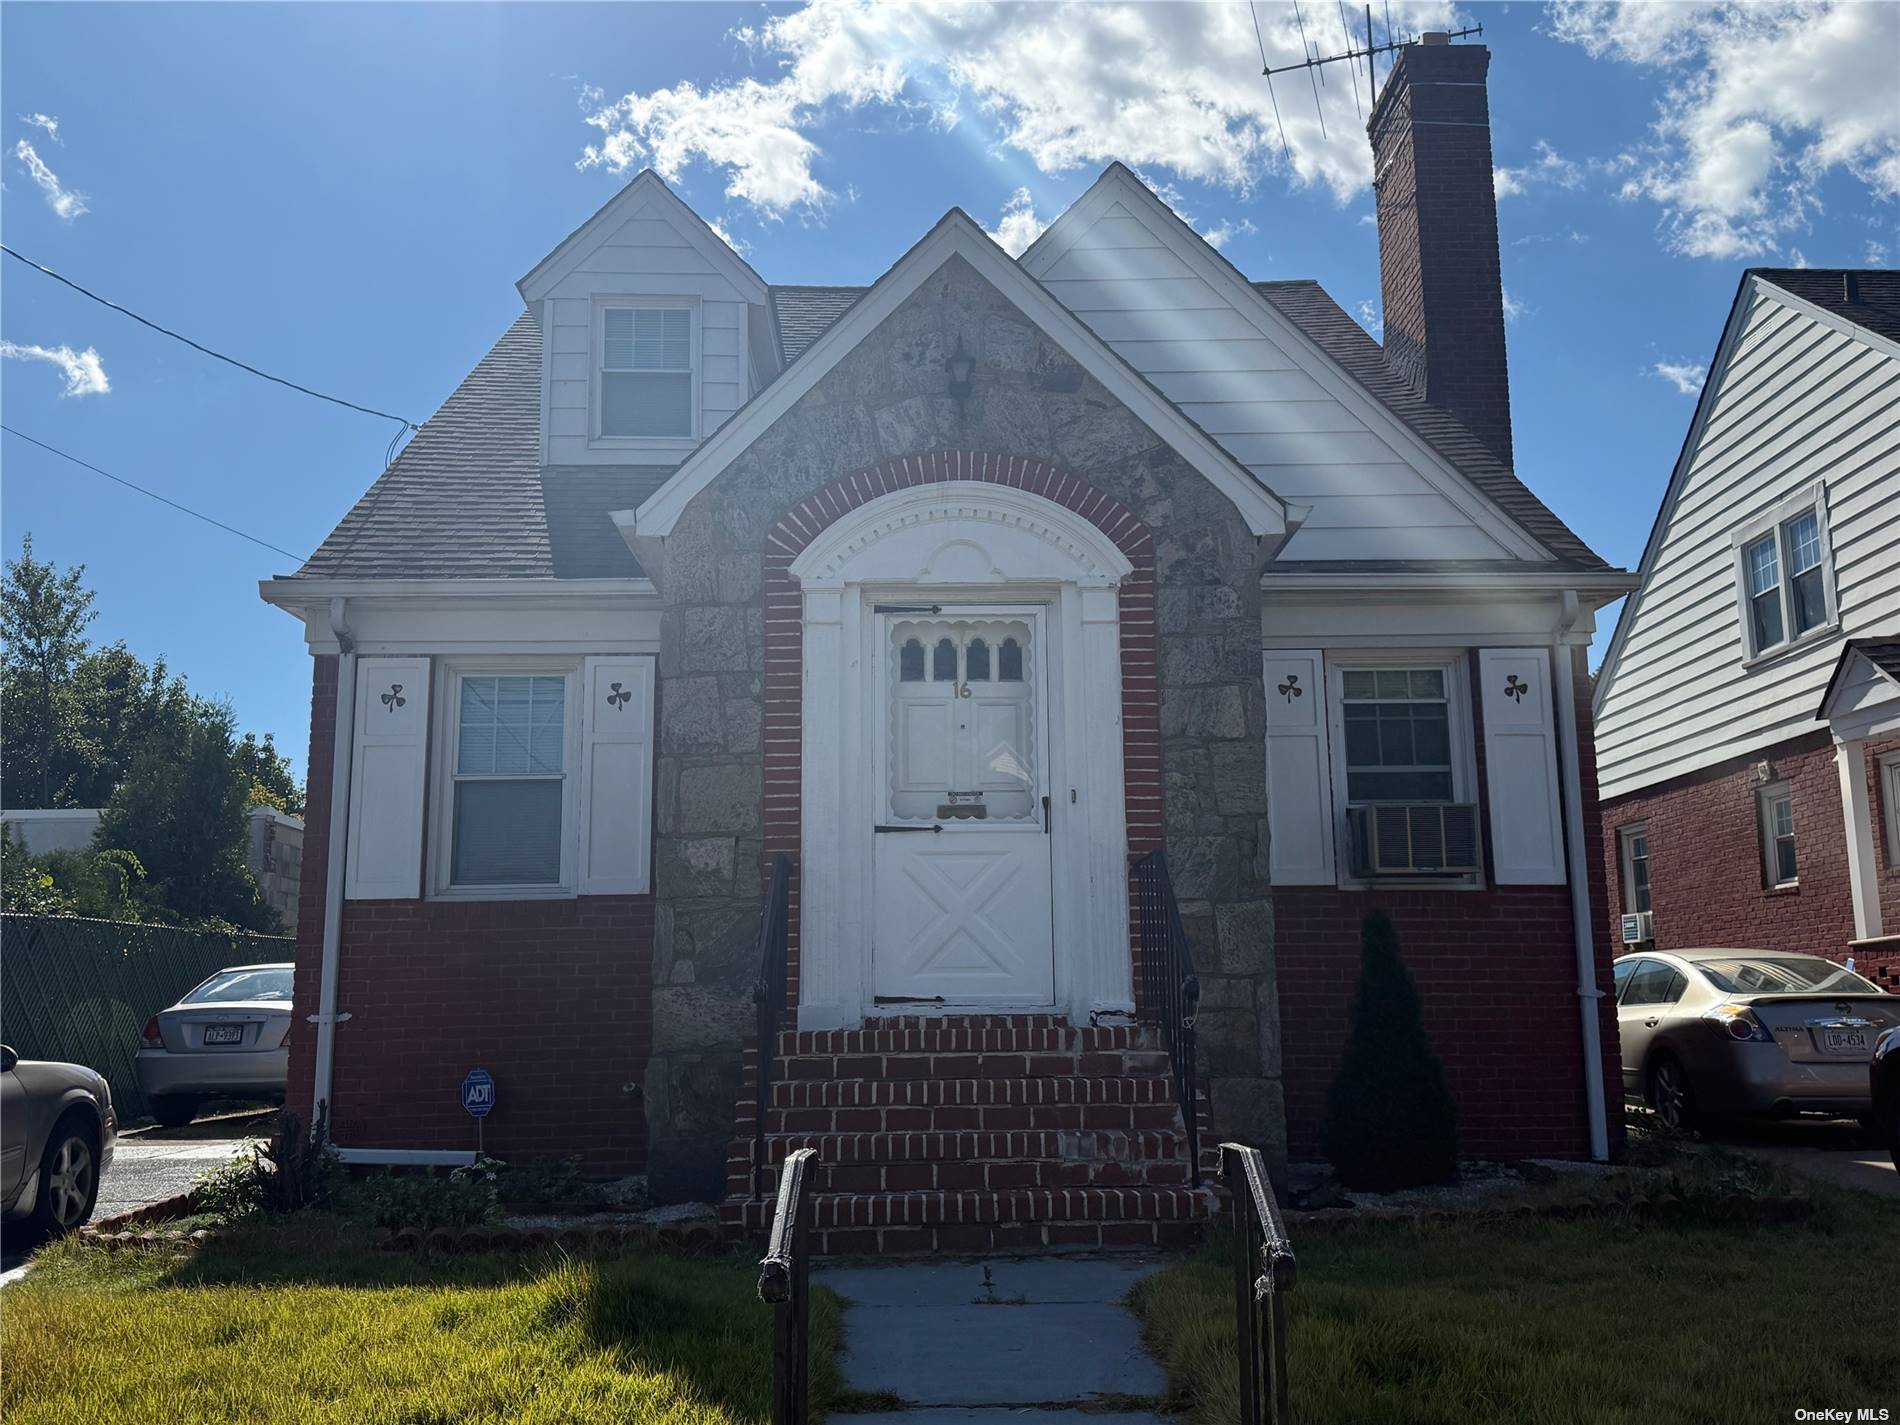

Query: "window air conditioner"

xmin=1619 ymin=911 xmax=1654 ymax=945
xmin=1346 ymin=803 xmax=1482 ymax=878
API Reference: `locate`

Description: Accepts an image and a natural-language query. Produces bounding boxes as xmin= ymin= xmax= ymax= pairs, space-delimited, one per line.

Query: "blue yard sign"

xmin=461 ymin=1068 xmax=495 ymax=1119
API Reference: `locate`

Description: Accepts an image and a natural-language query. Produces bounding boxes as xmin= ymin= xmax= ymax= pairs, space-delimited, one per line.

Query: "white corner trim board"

xmin=630 ymin=210 xmax=1288 ymax=540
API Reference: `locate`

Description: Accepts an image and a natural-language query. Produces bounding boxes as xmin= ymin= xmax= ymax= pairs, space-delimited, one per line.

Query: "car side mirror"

xmin=0 ymin=1045 xmax=16 ymax=1072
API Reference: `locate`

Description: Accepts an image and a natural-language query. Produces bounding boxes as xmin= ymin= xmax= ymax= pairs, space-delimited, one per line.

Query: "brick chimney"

xmin=1368 ymin=36 xmax=1513 ymax=468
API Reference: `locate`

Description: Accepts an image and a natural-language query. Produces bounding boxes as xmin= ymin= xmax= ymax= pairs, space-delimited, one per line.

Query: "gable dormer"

xmin=518 ymin=171 xmax=773 ymax=467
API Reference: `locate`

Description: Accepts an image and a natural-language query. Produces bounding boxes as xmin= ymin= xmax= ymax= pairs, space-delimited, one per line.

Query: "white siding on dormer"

xmin=1035 ymin=202 xmax=1517 ymax=563
xmin=539 ymin=208 xmax=755 ymax=466
xmin=1595 ymin=284 xmax=1900 ymax=800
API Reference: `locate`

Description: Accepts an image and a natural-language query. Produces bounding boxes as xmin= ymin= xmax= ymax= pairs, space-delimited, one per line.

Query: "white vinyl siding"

xmin=536 ymin=195 xmax=755 ymax=465
xmin=1030 ymin=198 xmax=1522 ymax=563
xmin=1596 ymin=282 xmax=1900 ymax=800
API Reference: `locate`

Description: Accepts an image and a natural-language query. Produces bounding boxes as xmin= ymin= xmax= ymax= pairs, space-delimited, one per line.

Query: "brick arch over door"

xmin=759 ymin=449 xmax=1161 ymax=1005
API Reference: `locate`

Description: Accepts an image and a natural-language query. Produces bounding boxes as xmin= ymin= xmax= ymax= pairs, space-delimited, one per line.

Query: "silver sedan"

xmin=2 ymin=1045 xmax=117 ymax=1237
xmin=134 ymin=963 xmax=293 ymax=1128
xmin=1614 ymin=949 xmax=1899 ymax=1130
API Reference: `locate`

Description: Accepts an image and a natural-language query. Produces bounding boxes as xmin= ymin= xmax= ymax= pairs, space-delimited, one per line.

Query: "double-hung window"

xmin=1619 ymin=825 xmax=1651 ymax=915
xmin=1758 ymin=782 xmax=1797 ymax=889
xmin=1340 ymin=668 xmax=1455 ymax=802
xmin=600 ymin=306 xmax=693 ymax=439
xmin=447 ymin=673 xmax=572 ymax=889
xmin=1733 ymin=488 xmax=1835 ymax=659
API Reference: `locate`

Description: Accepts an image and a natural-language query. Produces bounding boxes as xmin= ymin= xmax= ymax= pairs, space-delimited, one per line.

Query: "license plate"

xmin=1819 ymin=1029 xmax=1868 ymax=1054
xmin=203 ymin=1025 xmax=244 ymax=1045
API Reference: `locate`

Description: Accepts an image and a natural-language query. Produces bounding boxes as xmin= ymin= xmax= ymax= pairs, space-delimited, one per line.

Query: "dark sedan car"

xmin=1874 ymin=1024 xmax=1900 ymax=1170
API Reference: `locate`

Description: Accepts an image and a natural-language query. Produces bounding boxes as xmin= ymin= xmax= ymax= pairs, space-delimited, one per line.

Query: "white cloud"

xmin=13 ymin=139 xmax=86 ymax=220
xmin=1493 ymin=140 xmax=1583 ymax=199
xmin=1501 ymin=288 xmax=1531 ymax=323
xmin=0 ymin=340 xmax=110 ymax=396
xmin=1550 ymin=1 xmax=1900 ymax=259
xmin=986 ymin=187 xmax=1049 ymax=257
xmin=19 ymin=112 xmax=60 ymax=143
xmin=577 ymin=0 xmax=1454 ymax=218
xmin=1652 ymin=360 xmax=1706 ymax=395
xmin=1197 ymin=215 xmax=1258 ymax=250
xmin=706 ymin=216 xmax=751 ymax=255
xmin=1869 ymin=239 xmax=1890 ymax=266
xmin=1354 ymin=299 xmax=1383 ymax=338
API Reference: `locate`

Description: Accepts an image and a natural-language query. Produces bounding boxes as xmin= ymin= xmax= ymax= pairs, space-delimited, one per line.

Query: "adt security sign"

xmin=461 ymin=1068 xmax=496 ymax=1119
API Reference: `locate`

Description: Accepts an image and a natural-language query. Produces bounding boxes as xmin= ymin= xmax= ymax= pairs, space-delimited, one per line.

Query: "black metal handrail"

xmin=751 ymin=852 xmax=794 ymax=1201
xmin=1134 ymin=849 xmax=1202 ymax=1184
xmin=1221 ymin=1142 xmax=1297 ymax=1425
xmin=757 ymin=1145 xmax=816 ymax=1425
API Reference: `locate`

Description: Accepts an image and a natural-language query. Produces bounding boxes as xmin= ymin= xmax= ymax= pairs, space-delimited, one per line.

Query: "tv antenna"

xmin=1255 ymin=4 xmax=1484 ymax=159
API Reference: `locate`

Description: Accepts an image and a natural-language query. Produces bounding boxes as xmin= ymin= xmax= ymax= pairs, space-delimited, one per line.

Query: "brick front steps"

xmin=721 ymin=1014 xmax=1219 ymax=1254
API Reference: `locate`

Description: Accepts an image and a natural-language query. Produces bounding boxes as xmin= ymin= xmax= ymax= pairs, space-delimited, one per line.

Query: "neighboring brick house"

xmin=262 ymin=38 xmax=1631 ymax=1248
xmin=1594 ymin=270 xmax=1900 ymax=994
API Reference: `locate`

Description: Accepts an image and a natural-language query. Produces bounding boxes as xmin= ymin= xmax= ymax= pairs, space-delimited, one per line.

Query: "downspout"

xmin=1552 ymin=590 xmax=1610 ymax=1162
xmin=310 ymin=597 xmax=356 ymax=1129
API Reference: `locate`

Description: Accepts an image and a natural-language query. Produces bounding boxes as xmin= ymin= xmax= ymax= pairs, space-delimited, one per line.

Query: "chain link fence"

xmin=1 ymin=914 xmax=293 ymax=1121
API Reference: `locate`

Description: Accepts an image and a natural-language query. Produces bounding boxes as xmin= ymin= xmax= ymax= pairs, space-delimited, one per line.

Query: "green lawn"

xmin=1 ymin=1216 xmax=842 ymax=1425
xmin=1132 ymin=1162 xmax=1900 ymax=1425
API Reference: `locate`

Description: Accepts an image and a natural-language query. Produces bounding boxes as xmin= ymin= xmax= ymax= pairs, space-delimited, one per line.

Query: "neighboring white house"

xmin=1594 ymin=268 xmax=1900 ymax=963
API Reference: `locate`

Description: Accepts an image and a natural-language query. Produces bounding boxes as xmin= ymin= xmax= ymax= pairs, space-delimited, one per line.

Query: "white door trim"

xmin=792 ymin=482 xmax=1134 ymax=1029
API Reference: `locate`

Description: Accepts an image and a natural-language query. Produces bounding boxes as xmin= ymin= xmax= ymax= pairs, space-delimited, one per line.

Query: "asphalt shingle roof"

xmin=296 ymin=311 xmax=670 ymax=581
xmin=1752 ymin=268 xmax=1900 ymax=345
xmin=294 ymin=273 xmax=1613 ymax=582
xmin=770 ymin=285 xmax=867 ymax=364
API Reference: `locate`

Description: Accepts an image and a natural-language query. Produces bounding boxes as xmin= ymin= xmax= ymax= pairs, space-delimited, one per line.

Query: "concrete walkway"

xmin=818 ymin=1257 xmax=1173 ymax=1425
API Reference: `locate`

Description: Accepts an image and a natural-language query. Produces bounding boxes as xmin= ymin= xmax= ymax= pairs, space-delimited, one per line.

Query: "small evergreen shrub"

xmin=1321 ymin=908 xmax=1459 ymax=1189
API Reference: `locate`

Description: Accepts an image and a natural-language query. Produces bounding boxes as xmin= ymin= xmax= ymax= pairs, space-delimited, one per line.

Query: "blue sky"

xmin=4 ymin=2 xmax=1895 ymax=787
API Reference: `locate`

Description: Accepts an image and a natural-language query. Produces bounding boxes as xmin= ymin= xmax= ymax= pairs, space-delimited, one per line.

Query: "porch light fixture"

xmin=944 ymin=337 xmax=976 ymax=402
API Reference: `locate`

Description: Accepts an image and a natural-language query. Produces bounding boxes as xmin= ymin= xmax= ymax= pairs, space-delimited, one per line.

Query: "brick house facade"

xmin=264 ymin=38 xmax=1633 ymax=1241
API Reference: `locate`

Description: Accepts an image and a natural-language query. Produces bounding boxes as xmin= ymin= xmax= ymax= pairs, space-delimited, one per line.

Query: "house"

xmin=1 ymin=804 xmax=305 ymax=932
xmin=1593 ymin=270 xmax=1900 ymax=993
xmin=260 ymin=37 xmax=1631 ymax=1249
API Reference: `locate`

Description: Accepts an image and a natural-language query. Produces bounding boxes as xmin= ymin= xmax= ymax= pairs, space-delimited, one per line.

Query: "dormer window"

xmin=599 ymin=304 xmax=694 ymax=439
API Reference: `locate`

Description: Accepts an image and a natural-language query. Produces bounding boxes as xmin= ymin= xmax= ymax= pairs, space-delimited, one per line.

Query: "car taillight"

xmin=1702 ymin=1005 xmax=1773 ymax=1043
xmin=141 ymin=1016 xmax=163 ymax=1048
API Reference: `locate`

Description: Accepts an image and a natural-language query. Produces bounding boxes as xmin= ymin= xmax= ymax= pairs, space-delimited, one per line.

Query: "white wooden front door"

xmin=872 ymin=608 xmax=1055 ymax=1008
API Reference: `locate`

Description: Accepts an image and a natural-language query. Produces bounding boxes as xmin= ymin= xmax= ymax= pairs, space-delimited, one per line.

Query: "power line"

xmin=2 ymin=425 xmax=310 ymax=563
xmin=0 ymin=244 xmax=422 ymax=439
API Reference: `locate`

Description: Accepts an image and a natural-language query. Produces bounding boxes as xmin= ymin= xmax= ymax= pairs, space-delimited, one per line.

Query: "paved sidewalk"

xmin=818 ymin=1257 xmax=1173 ymax=1425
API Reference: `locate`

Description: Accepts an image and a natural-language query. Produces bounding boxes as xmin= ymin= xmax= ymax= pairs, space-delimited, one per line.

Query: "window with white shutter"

xmin=1477 ymin=648 xmax=1567 ymax=885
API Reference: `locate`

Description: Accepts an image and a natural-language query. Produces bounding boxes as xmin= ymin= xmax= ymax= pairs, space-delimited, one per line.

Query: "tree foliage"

xmin=1321 ymin=908 xmax=1460 ymax=1190
xmin=1 ymin=536 xmax=301 ymax=929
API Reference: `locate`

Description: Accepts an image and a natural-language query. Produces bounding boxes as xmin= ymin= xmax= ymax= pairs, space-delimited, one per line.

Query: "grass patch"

xmin=1131 ymin=1167 xmax=1900 ymax=1425
xmin=2 ymin=1214 xmax=842 ymax=1425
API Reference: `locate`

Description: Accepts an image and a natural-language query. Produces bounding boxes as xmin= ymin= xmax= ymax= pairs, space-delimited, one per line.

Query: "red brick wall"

xmin=289 ymin=655 xmax=655 ymax=1173
xmin=1275 ymin=646 xmax=1621 ymax=1161
xmin=1600 ymin=730 xmax=1900 ymax=960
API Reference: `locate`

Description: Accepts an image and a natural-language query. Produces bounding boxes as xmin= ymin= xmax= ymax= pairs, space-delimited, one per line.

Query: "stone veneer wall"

xmin=644 ymin=254 xmax=1280 ymax=1199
